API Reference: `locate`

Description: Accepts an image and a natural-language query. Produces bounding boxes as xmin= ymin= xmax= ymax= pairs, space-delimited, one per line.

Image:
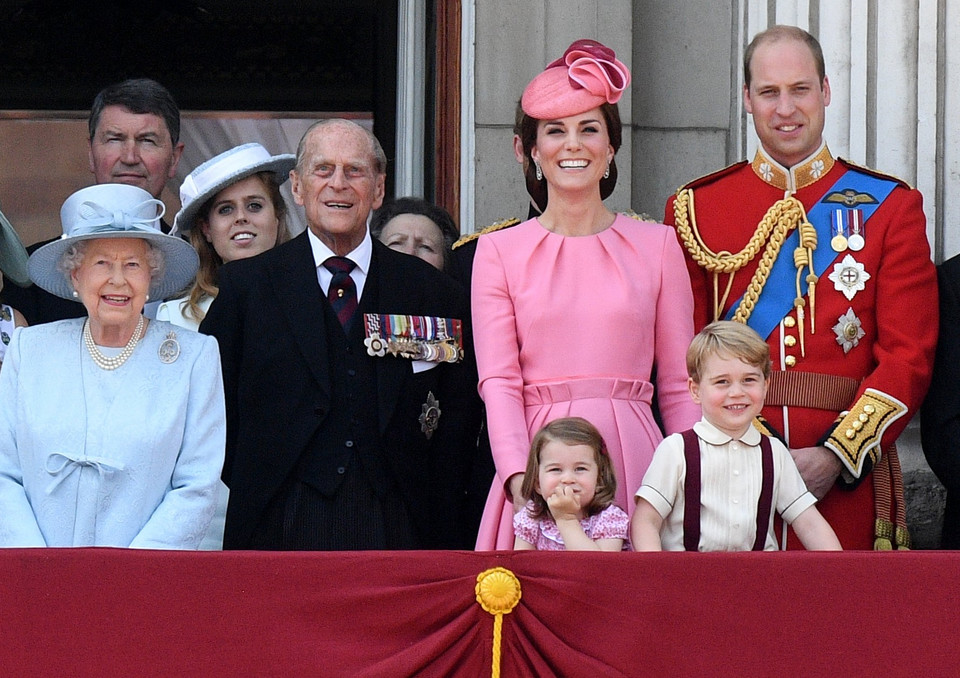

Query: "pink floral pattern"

xmin=514 ymin=502 xmax=629 ymax=551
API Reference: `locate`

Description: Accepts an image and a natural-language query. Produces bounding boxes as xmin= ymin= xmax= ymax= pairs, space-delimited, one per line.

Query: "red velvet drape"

xmin=1 ymin=549 xmax=955 ymax=676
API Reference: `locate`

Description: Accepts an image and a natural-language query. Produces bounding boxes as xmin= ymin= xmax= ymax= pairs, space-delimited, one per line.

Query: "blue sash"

xmin=724 ymin=168 xmax=897 ymax=339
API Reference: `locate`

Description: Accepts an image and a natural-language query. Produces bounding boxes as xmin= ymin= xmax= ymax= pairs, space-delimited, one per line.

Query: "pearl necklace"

xmin=83 ymin=315 xmax=145 ymax=371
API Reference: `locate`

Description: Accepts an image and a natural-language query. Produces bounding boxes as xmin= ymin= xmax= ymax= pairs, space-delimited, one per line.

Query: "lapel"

xmin=369 ymin=242 xmax=413 ymax=434
xmin=269 ymin=232 xmax=331 ymax=399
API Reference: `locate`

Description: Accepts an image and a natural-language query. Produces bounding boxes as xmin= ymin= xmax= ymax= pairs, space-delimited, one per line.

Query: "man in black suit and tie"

xmin=3 ymin=78 xmax=183 ymax=323
xmin=201 ymin=119 xmax=471 ymax=550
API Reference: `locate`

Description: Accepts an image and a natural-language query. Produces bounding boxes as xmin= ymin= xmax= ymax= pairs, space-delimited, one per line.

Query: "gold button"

xmin=863 ymin=405 xmax=875 ymax=415
xmin=852 ymin=420 xmax=863 ymax=431
xmin=858 ymin=413 xmax=869 ymax=423
xmin=785 ymin=355 xmax=797 ymax=367
xmin=845 ymin=429 xmax=856 ymax=439
xmin=784 ymin=336 xmax=797 ymax=347
xmin=784 ymin=317 xmax=796 ymax=328
xmin=337 ymin=289 xmax=345 ymax=298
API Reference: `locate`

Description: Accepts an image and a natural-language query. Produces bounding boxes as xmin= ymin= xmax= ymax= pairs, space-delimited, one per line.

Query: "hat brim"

xmin=0 ymin=207 xmax=31 ymax=287
xmin=28 ymin=231 xmax=199 ymax=302
xmin=173 ymin=155 xmax=296 ymax=235
xmin=521 ymin=67 xmax=607 ymax=120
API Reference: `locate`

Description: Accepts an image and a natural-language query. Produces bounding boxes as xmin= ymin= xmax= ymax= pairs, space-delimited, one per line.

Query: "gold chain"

xmin=674 ymin=187 xmax=809 ymax=324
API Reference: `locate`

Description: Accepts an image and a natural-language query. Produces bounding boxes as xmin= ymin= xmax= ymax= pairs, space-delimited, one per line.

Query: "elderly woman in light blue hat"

xmin=0 ymin=183 xmax=225 ymax=548
xmin=157 ymin=142 xmax=295 ymax=330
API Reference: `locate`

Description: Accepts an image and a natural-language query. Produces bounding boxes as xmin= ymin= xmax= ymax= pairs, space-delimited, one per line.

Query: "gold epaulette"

xmin=452 ymin=217 xmax=521 ymax=250
xmin=752 ymin=415 xmax=786 ymax=446
xmin=620 ymin=209 xmax=655 ymax=222
xmin=825 ymin=388 xmax=908 ymax=478
xmin=837 ymin=157 xmax=913 ymax=190
xmin=675 ymin=160 xmax=750 ymax=194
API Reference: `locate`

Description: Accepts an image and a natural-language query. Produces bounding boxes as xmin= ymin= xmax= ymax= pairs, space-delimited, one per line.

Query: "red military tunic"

xmin=665 ymin=143 xmax=938 ymax=549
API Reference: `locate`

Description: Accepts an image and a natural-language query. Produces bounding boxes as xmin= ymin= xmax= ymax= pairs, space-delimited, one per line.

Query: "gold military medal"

xmin=363 ymin=313 xmax=464 ymax=363
xmin=830 ymin=209 xmax=848 ymax=252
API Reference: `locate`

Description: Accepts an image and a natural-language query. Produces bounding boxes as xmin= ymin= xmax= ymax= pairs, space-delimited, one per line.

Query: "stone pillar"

xmin=470 ymin=0 xmax=633 ymax=231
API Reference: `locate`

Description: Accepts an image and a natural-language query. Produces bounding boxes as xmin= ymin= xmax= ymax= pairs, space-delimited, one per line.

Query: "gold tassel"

xmin=796 ymin=214 xmax=818 ymax=334
xmin=476 ymin=567 xmax=522 ymax=678
xmin=874 ymin=519 xmax=895 ymax=551
xmin=675 ymin=190 xmax=806 ymax=326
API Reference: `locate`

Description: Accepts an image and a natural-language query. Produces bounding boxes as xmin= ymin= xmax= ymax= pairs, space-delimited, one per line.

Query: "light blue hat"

xmin=28 ymin=184 xmax=199 ymax=301
xmin=174 ymin=142 xmax=296 ymax=234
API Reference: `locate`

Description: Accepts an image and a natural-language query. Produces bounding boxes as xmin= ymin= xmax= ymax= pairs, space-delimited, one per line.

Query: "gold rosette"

xmin=475 ymin=567 xmax=521 ymax=678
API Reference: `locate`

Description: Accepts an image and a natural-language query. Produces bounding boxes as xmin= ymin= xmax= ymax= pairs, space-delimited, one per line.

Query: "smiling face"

xmin=530 ymin=108 xmax=614 ymax=197
xmin=378 ymin=213 xmax=446 ymax=270
xmin=199 ymin=175 xmax=280 ymax=263
xmin=535 ymin=440 xmax=600 ymax=520
xmin=291 ymin=121 xmax=386 ymax=255
xmin=71 ymin=238 xmax=152 ymax=343
xmin=689 ymin=352 xmax=769 ymax=439
xmin=88 ymin=105 xmax=183 ymax=199
xmin=744 ymin=38 xmax=830 ymax=168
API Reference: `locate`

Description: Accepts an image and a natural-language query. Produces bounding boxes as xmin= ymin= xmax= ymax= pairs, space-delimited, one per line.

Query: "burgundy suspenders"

xmin=681 ymin=429 xmax=702 ymax=551
xmin=681 ymin=429 xmax=774 ymax=551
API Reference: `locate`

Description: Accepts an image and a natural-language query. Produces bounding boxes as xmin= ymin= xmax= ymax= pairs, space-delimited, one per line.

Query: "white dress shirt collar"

xmin=693 ymin=417 xmax=763 ymax=447
xmin=308 ymin=227 xmax=373 ymax=299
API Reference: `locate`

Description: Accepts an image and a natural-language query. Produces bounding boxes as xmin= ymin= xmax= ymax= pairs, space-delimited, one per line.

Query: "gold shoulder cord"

xmin=674 ymin=188 xmax=818 ymax=353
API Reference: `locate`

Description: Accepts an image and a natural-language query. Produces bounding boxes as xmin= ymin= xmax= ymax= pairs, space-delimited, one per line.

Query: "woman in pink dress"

xmin=473 ymin=39 xmax=701 ymax=549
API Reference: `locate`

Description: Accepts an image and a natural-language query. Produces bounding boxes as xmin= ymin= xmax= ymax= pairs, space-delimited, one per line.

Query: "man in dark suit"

xmin=3 ymin=78 xmax=182 ymax=323
xmin=201 ymin=119 xmax=471 ymax=550
xmin=922 ymin=254 xmax=960 ymax=548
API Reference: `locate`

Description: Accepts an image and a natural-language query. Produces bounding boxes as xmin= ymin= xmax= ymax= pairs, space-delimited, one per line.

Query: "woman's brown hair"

xmin=180 ymin=171 xmax=288 ymax=323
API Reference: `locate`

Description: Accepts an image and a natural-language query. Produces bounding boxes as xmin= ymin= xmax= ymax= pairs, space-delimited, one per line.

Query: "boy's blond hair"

xmin=686 ymin=321 xmax=771 ymax=382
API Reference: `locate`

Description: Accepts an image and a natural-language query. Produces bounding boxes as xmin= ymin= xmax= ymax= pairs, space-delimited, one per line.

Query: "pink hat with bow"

xmin=521 ymin=39 xmax=631 ymax=119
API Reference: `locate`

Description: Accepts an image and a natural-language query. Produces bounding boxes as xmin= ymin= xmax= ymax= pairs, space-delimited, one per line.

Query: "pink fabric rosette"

xmin=521 ymin=39 xmax=631 ymax=120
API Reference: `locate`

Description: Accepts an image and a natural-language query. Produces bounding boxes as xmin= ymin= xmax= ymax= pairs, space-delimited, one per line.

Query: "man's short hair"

xmin=294 ymin=118 xmax=387 ymax=176
xmin=686 ymin=321 xmax=772 ymax=383
xmin=743 ymin=25 xmax=826 ymax=89
xmin=88 ymin=78 xmax=181 ymax=144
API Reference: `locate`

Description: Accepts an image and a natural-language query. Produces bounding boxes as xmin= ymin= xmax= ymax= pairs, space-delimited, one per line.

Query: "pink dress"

xmin=514 ymin=502 xmax=630 ymax=551
xmin=473 ymin=215 xmax=700 ymax=550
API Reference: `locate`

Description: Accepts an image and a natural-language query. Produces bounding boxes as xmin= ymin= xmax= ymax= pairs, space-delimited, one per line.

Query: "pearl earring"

xmin=604 ymin=164 xmax=610 ymax=180
xmin=535 ymin=161 xmax=543 ymax=181
xmin=72 ymin=290 xmax=78 ymax=298
xmin=145 ymin=294 xmax=150 ymax=301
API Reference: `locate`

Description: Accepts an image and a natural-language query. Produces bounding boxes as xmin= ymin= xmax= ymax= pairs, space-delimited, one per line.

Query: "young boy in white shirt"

xmin=631 ymin=321 xmax=841 ymax=551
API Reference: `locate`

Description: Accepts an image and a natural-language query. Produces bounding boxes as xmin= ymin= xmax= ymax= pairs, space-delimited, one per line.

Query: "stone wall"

xmin=469 ymin=0 xmax=950 ymax=548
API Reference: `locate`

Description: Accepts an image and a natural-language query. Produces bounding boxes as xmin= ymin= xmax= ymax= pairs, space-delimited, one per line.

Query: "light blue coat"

xmin=0 ymin=318 xmax=225 ymax=548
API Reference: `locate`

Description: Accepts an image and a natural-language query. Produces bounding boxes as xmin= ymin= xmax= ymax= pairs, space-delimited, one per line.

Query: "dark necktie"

xmin=323 ymin=256 xmax=358 ymax=331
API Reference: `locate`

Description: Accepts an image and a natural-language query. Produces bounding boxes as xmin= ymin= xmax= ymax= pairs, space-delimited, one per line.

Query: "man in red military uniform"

xmin=665 ymin=25 xmax=937 ymax=549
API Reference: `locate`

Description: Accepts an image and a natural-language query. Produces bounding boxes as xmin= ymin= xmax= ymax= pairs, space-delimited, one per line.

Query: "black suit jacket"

xmin=200 ymin=233 xmax=472 ymax=549
xmin=921 ymin=254 xmax=960 ymax=547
